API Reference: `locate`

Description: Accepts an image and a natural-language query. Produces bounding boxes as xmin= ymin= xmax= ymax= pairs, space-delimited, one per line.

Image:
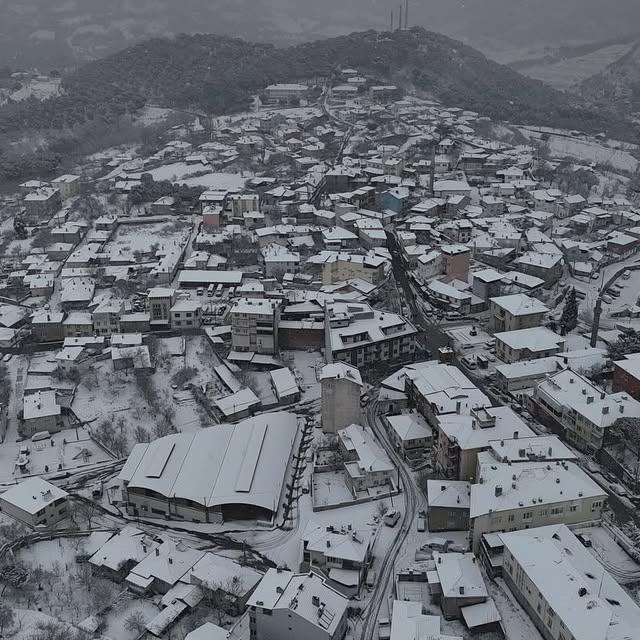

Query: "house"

xmin=314 ymin=252 xmax=387 ymax=286
xmin=264 ymin=83 xmax=309 ymax=102
xmin=93 ymin=300 xmax=124 ymax=336
xmin=513 ymin=252 xmax=563 ymax=287
xmin=471 ymin=269 xmax=504 ymax=301
xmin=489 ymin=294 xmax=548 ymax=332
xmin=22 ymin=390 xmax=62 ymax=436
xmin=300 ymin=523 xmax=372 ymax=596
xmin=24 ymin=187 xmax=62 ymax=223
xmin=426 ymin=480 xmax=471 ymax=532
xmin=89 ymin=526 xmax=160 ymax=582
xmin=494 ymin=327 xmax=565 ymax=363
xmin=248 ymin=569 xmax=349 ymax=640
xmin=230 ymin=298 xmax=280 ymax=355
xmin=337 ymin=424 xmax=398 ymax=496
xmin=435 ymin=406 xmax=535 ymax=480
xmin=0 ymin=477 xmax=68 ymax=528
xmin=385 ymin=412 xmax=433 ymax=461
xmin=125 ymin=540 xmax=205 ymax=595
xmin=492 ymin=525 xmax=640 ymax=640
xmin=261 ymin=243 xmax=300 ymax=278
xmin=469 ymin=451 xmax=607 ymax=552
xmin=170 ymin=301 xmax=202 ymax=330
xmin=185 ymin=623 xmax=230 ymax=640
xmin=441 ymin=244 xmax=471 ymax=281
xmin=612 ymin=354 xmax=640 ymax=400
xmin=320 ymin=363 xmax=363 ymax=434
xmin=31 ymin=310 xmax=65 ymax=342
xmin=388 ymin=601 xmax=463 ymax=640
xmin=51 ymin=174 xmax=80 ymax=199
xmin=430 ymin=552 xmax=489 ymax=620
xmin=532 ymin=368 xmax=640 ymax=452
xmin=270 ymin=367 xmax=301 ymax=404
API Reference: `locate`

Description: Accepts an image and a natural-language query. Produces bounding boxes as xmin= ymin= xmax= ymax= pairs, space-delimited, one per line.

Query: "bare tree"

xmin=0 ymin=604 xmax=15 ymax=635
xmin=125 ymin=610 xmax=148 ymax=635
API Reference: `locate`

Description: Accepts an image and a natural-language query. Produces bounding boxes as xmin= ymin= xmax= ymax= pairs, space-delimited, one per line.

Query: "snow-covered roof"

xmin=302 ymin=523 xmax=371 ymax=563
xmin=494 ymin=326 xmax=564 ymax=352
xmin=471 ymin=453 xmax=606 ymax=518
xmin=119 ymin=412 xmax=298 ymax=514
xmin=23 ymin=390 xmax=60 ymax=420
xmin=426 ymin=480 xmax=471 ymax=509
xmin=320 ymin=362 xmax=362 ymax=386
xmin=247 ymin=570 xmax=347 ymax=635
xmin=437 ymin=406 xmax=535 ymax=451
xmin=499 ymin=525 xmax=640 ymax=640
xmin=0 ymin=477 xmax=67 ymax=515
xmin=488 ymin=435 xmax=576 ymax=464
xmin=270 ymin=367 xmax=300 ymax=399
xmin=490 ymin=293 xmax=548 ymax=316
xmin=433 ymin=552 xmax=487 ymax=599
xmin=338 ymin=424 xmax=395 ymax=474
xmin=386 ymin=412 xmax=432 ymax=442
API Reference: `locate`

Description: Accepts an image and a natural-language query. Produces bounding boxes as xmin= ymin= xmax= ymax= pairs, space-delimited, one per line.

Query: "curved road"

xmin=361 ymin=399 xmax=420 ymax=640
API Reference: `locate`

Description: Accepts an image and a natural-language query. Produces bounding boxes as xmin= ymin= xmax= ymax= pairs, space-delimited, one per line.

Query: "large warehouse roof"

xmin=119 ymin=412 xmax=298 ymax=514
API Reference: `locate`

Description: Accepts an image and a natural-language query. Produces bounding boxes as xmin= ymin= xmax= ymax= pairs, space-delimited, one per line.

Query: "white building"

xmin=231 ymin=298 xmax=280 ymax=354
xmin=261 ymin=243 xmax=301 ymax=278
xmin=470 ymin=451 xmax=607 ymax=552
xmin=532 ymin=368 xmax=640 ymax=452
xmin=337 ymin=424 xmax=398 ymax=496
xmin=22 ymin=390 xmax=62 ymax=436
xmin=325 ymin=302 xmax=417 ymax=367
xmin=489 ymin=294 xmax=549 ymax=332
xmin=0 ymin=477 xmax=68 ymax=528
xmin=148 ymin=287 xmax=176 ymax=327
xmin=248 ymin=569 xmax=348 ymax=640
xmin=497 ymin=525 xmax=640 ymax=640
xmin=494 ymin=327 xmax=565 ymax=363
xmin=170 ymin=300 xmax=202 ymax=330
xmin=389 ymin=601 xmax=462 ymax=640
xmin=320 ymin=363 xmax=362 ymax=434
xmin=435 ymin=406 xmax=535 ymax=481
xmin=385 ymin=411 xmax=433 ymax=460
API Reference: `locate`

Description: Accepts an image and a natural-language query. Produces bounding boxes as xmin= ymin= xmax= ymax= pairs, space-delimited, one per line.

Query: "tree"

xmin=125 ymin=610 xmax=147 ymax=635
xmin=608 ymin=329 xmax=640 ymax=361
xmin=560 ymin=287 xmax=579 ymax=335
xmin=0 ymin=604 xmax=15 ymax=635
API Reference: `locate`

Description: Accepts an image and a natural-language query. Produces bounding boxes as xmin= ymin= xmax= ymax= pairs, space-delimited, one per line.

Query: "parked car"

xmin=383 ymin=509 xmax=401 ymax=527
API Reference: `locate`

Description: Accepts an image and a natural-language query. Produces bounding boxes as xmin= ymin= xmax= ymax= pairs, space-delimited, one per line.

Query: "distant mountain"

xmin=0 ymin=29 xmax=630 ymax=137
xmin=3 ymin=0 xmax=640 ymax=70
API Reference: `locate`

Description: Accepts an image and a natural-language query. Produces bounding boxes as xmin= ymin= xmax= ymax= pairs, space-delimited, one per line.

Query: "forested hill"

xmin=0 ymin=28 xmax=634 ymax=142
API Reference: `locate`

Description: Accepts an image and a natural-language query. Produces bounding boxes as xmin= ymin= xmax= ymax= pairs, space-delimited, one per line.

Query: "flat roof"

xmin=0 ymin=477 xmax=67 ymax=514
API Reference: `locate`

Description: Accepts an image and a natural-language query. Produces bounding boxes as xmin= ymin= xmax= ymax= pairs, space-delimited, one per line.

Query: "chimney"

xmin=548 ymin=447 xmax=553 ymax=456
xmin=326 ymin=540 xmax=331 ymax=548
xmin=168 ymin=557 xmax=173 ymax=565
xmin=619 ymin=405 xmax=625 ymax=414
xmin=155 ymin=548 xmax=160 ymax=556
xmin=587 ymin=396 xmax=594 ymax=404
xmin=602 ymin=406 xmax=609 ymax=415
xmin=459 ymin=586 xmax=465 ymax=595
xmin=495 ymin=485 xmax=503 ymax=497
xmin=513 ymin=431 xmax=519 ymax=440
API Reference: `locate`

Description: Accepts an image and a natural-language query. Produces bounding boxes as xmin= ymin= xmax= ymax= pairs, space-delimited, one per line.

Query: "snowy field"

xmin=145 ymin=162 xmax=248 ymax=190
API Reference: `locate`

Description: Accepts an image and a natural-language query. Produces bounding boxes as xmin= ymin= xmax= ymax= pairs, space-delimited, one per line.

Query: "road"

xmin=361 ymin=399 xmax=427 ymax=640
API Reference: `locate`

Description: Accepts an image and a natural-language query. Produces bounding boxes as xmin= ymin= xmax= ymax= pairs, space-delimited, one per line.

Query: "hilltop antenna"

xmin=390 ymin=10 xmax=394 ymax=31
xmin=405 ymin=0 xmax=409 ymax=28
xmin=398 ymin=4 xmax=403 ymax=31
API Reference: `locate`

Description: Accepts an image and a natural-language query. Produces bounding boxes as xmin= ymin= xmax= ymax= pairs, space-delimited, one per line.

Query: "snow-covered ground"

xmin=145 ymin=162 xmax=248 ymax=190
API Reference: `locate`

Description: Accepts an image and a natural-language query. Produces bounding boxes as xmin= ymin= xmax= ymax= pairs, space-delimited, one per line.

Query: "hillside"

xmin=0 ymin=28 xmax=631 ymax=136
xmin=580 ymin=42 xmax=640 ymax=114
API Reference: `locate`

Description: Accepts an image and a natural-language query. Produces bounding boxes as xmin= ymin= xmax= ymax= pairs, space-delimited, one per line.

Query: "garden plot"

xmin=103 ymin=220 xmax=190 ymax=263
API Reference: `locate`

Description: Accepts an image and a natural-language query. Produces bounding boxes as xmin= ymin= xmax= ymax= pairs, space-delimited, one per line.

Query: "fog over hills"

xmin=2 ymin=0 xmax=640 ymax=69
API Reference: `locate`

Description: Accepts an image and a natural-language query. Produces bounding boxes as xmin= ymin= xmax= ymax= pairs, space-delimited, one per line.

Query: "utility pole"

xmin=390 ymin=10 xmax=394 ymax=31
xmin=590 ymin=297 xmax=602 ymax=347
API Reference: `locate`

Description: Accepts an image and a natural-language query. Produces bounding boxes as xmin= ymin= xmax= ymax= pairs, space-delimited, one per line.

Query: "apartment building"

xmin=170 ymin=300 xmax=202 ymax=330
xmin=148 ymin=287 xmax=177 ymax=328
xmin=532 ymin=368 xmax=640 ymax=452
xmin=248 ymin=569 xmax=348 ymax=640
xmin=316 ymin=252 xmax=387 ymax=286
xmin=92 ymin=300 xmax=124 ymax=336
xmin=320 ymin=363 xmax=362 ymax=434
xmin=495 ymin=525 xmax=640 ymax=640
xmin=231 ymin=298 xmax=281 ymax=355
xmin=469 ymin=451 xmax=606 ymax=552
xmin=435 ymin=406 xmax=535 ymax=481
xmin=325 ymin=302 xmax=417 ymax=367
xmin=489 ymin=294 xmax=548 ymax=332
